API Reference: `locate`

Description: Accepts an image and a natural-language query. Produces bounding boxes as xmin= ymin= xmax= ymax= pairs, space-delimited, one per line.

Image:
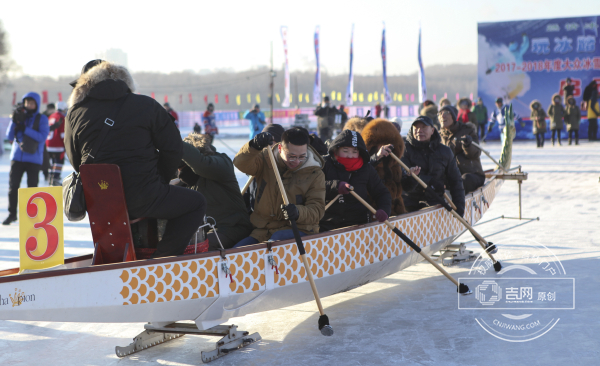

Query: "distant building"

xmin=96 ymin=48 xmax=128 ymax=69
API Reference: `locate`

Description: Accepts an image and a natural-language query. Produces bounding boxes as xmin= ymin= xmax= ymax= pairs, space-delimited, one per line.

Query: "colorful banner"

xmin=313 ymin=26 xmax=321 ymax=105
xmin=381 ymin=23 xmax=392 ymax=105
xmin=281 ymin=26 xmax=291 ymax=107
xmin=19 ymin=187 xmax=64 ymax=273
xmin=478 ymin=15 xmax=600 ymax=140
xmin=418 ymin=25 xmax=427 ymax=103
xmin=346 ymin=24 xmax=355 ymax=106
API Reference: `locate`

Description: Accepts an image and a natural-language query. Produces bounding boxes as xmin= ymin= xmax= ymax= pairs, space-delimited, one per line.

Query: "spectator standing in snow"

xmin=46 ymin=101 xmax=68 ymax=186
xmin=488 ymin=97 xmax=521 ymax=143
xmin=3 ymin=92 xmax=49 ymax=225
xmin=530 ymin=100 xmax=547 ymax=148
xmin=472 ymin=97 xmax=488 ymax=141
xmin=244 ymin=104 xmax=266 ymax=140
xmin=562 ymin=77 xmax=575 ymax=104
xmin=163 ymin=102 xmax=179 ymax=129
xmin=314 ymin=96 xmax=338 ymax=142
xmin=547 ymin=93 xmax=565 ymax=146
xmin=203 ymin=103 xmax=218 ymax=143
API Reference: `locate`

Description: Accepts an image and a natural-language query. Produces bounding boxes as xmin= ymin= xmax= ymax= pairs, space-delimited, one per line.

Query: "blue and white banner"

xmin=313 ymin=26 xmax=321 ymax=105
xmin=345 ymin=24 xmax=355 ymax=106
xmin=418 ymin=25 xmax=427 ymax=103
xmin=479 ymin=15 xmax=600 ymax=140
xmin=280 ymin=26 xmax=290 ymax=108
xmin=381 ymin=23 xmax=392 ymax=105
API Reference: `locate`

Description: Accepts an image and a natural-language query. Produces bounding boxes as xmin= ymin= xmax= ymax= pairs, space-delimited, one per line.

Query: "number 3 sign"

xmin=18 ymin=187 xmax=64 ymax=272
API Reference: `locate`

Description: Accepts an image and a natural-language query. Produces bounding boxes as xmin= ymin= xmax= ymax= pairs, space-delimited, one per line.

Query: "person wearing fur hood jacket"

xmin=564 ymin=96 xmax=581 ymax=145
xmin=457 ymin=98 xmax=478 ymax=125
xmin=530 ymin=100 xmax=547 ymax=148
xmin=362 ymin=118 xmax=410 ymax=215
xmin=420 ymin=100 xmax=441 ymax=130
xmin=65 ymin=60 xmax=207 ymax=258
xmin=547 ymin=93 xmax=565 ymax=146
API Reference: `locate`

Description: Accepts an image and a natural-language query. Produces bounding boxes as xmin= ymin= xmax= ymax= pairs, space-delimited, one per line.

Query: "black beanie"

xmin=262 ymin=123 xmax=285 ymax=143
xmin=440 ymin=105 xmax=457 ymax=122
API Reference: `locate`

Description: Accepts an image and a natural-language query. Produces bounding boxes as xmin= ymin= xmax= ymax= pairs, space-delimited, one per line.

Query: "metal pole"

xmin=518 ymin=166 xmax=522 ymax=220
xmin=270 ymin=41 xmax=274 ymax=124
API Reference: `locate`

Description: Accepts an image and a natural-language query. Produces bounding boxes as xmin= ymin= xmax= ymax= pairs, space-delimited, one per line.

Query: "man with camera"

xmin=3 ymin=92 xmax=50 ymax=225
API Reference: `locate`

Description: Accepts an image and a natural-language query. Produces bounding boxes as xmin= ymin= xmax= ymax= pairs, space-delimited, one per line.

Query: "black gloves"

xmin=429 ymin=178 xmax=445 ymax=195
xmin=459 ymin=135 xmax=473 ymax=147
xmin=281 ymin=204 xmax=300 ymax=221
xmin=487 ymin=125 xmax=493 ymax=133
xmin=249 ymin=132 xmax=274 ymax=150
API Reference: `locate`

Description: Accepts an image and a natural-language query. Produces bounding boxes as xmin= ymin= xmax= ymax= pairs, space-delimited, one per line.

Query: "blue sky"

xmin=2 ymin=0 xmax=600 ymax=76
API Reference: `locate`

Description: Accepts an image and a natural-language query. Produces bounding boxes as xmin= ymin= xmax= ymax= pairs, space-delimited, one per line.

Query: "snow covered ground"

xmin=0 ymin=139 xmax=598 ymax=365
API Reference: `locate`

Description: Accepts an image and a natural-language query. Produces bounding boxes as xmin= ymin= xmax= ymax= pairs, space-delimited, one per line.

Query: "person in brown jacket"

xmin=530 ymin=100 xmax=547 ymax=148
xmin=547 ymin=93 xmax=565 ymax=146
xmin=233 ymin=127 xmax=325 ymax=246
xmin=343 ymin=116 xmax=371 ymax=134
xmin=362 ymin=118 xmax=408 ymax=215
xmin=564 ymin=95 xmax=581 ymax=145
xmin=438 ymin=105 xmax=485 ymax=194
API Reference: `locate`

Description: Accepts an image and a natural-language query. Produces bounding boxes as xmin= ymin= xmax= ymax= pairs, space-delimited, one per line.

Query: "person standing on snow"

xmin=564 ymin=96 xmax=581 ymax=145
xmin=547 ymin=93 xmax=565 ymax=146
xmin=583 ymin=80 xmax=599 ymax=141
xmin=203 ymin=103 xmax=218 ymax=143
xmin=163 ymin=102 xmax=179 ymax=129
xmin=488 ymin=97 xmax=520 ymax=142
xmin=457 ymin=98 xmax=477 ymax=125
xmin=314 ymin=96 xmax=338 ymax=142
xmin=472 ymin=97 xmax=488 ymax=140
xmin=3 ymin=92 xmax=50 ymax=225
xmin=46 ymin=101 xmax=68 ymax=186
xmin=562 ymin=77 xmax=575 ymax=104
xmin=530 ymin=100 xmax=547 ymax=148
xmin=244 ymin=104 xmax=266 ymax=140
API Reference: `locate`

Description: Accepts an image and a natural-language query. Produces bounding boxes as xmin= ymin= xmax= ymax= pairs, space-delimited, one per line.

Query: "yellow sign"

xmin=18 ymin=187 xmax=64 ymax=272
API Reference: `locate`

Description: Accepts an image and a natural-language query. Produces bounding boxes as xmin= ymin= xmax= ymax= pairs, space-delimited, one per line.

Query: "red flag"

xmin=225 ymin=94 xmax=229 ymax=104
xmin=204 ymin=95 xmax=208 ymax=104
xmin=58 ymin=92 xmax=63 ymax=102
xmin=188 ymin=93 xmax=193 ymax=103
xmin=42 ymin=91 xmax=48 ymax=104
xmin=179 ymin=94 xmax=182 ymax=104
xmin=151 ymin=92 xmax=155 ymax=99
xmin=215 ymin=94 xmax=219 ymax=104
xmin=12 ymin=92 xmax=16 ymax=105
xmin=164 ymin=95 xmax=169 ymax=103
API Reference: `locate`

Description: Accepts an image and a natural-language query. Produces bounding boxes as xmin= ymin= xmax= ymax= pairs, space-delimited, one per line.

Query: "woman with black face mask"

xmin=564 ymin=96 xmax=581 ymax=145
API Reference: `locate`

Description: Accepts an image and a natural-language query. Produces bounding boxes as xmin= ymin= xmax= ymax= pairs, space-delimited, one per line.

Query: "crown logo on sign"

xmin=98 ymin=180 xmax=109 ymax=190
xmin=9 ymin=288 xmax=24 ymax=307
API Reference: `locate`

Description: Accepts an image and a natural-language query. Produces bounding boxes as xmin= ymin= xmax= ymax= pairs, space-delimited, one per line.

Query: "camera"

xmin=11 ymin=103 xmax=27 ymax=124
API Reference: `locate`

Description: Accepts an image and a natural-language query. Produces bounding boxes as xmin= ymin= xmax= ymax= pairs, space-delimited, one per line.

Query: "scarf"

xmin=336 ymin=155 xmax=363 ymax=172
xmin=457 ymin=109 xmax=470 ymax=123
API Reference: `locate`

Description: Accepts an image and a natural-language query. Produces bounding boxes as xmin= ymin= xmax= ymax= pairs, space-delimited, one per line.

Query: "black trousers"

xmin=568 ymin=130 xmax=579 ymax=144
xmin=8 ymin=161 xmax=41 ymax=216
xmin=589 ymin=118 xmax=598 ymax=141
xmin=41 ymin=146 xmax=50 ymax=180
xmin=477 ymin=123 xmax=487 ymax=140
xmin=551 ymin=129 xmax=562 ymax=144
xmin=536 ymin=132 xmax=545 ymax=147
xmin=140 ymin=185 xmax=207 ymax=258
xmin=462 ymin=173 xmax=485 ymax=194
xmin=48 ymin=152 xmax=65 ymax=186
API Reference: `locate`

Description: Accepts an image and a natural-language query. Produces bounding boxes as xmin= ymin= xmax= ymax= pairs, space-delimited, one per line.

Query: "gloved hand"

xmin=281 ymin=204 xmax=299 ymax=221
xmin=337 ymin=181 xmax=351 ymax=194
xmin=459 ymin=135 xmax=473 ymax=147
xmin=429 ymin=178 xmax=445 ymax=195
xmin=375 ymin=209 xmax=388 ymax=223
xmin=249 ymin=132 xmax=274 ymax=150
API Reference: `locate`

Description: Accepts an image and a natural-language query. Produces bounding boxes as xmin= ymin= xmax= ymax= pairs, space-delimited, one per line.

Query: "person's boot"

xmin=2 ymin=214 xmax=17 ymax=226
xmin=568 ymin=138 xmax=572 ymax=145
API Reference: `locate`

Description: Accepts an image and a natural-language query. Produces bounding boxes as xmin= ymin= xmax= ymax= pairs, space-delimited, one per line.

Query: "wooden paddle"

xmin=265 ymin=145 xmax=333 ymax=336
xmin=389 ymin=152 xmax=501 ymax=271
xmin=347 ymin=188 xmax=471 ymax=294
xmin=240 ymin=176 xmax=254 ymax=195
xmin=471 ymin=141 xmax=508 ymax=173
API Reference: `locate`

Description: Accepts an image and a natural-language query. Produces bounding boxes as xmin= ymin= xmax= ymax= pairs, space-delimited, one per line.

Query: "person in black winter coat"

xmin=65 ymin=60 xmax=206 ymax=258
xmin=400 ymin=116 xmax=465 ymax=217
xmin=320 ymin=129 xmax=392 ymax=232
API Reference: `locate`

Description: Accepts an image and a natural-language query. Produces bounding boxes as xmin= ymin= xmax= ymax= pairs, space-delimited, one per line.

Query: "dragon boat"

xmin=0 ymin=111 xmax=519 ymax=362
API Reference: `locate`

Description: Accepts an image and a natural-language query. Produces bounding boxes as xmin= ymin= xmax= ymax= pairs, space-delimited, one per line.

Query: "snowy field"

xmin=0 ymin=139 xmax=599 ymax=365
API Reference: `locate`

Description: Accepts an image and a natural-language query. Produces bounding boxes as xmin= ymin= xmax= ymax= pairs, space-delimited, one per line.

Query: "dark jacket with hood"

xmin=401 ymin=127 xmax=465 ymax=216
xmin=6 ymin=92 xmax=50 ymax=165
xmin=179 ymin=136 xmax=253 ymax=239
xmin=362 ymin=118 xmax=407 ymax=215
xmin=530 ymin=100 xmax=547 ymax=134
xmin=320 ymin=130 xmax=391 ymax=232
xmin=65 ymin=62 xmax=183 ymax=218
xmin=564 ymin=96 xmax=581 ymax=131
xmin=547 ymin=93 xmax=564 ymax=130
xmin=439 ymin=121 xmax=484 ymax=178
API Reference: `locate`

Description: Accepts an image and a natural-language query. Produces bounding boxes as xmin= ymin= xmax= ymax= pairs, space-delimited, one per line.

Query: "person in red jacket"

xmin=163 ymin=102 xmax=179 ymax=129
xmin=46 ymin=101 xmax=67 ymax=186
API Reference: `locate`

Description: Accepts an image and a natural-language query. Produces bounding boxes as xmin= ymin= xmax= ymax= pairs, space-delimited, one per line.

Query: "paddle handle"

xmin=241 ymin=176 xmax=254 ymax=195
xmin=325 ymin=194 xmax=341 ymax=211
xmin=389 ymin=152 xmax=457 ymax=211
xmin=471 ymin=142 xmax=508 ymax=173
xmin=348 ymin=190 xmax=459 ymax=287
xmin=266 ymin=145 xmax=325 ymax=316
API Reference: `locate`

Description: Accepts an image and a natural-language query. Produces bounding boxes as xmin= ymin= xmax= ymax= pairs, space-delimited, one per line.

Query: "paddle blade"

xmin=318 ymin=314 xmax=334 ymax=336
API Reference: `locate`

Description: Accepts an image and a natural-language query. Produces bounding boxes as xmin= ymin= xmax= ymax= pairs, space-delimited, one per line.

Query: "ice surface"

xmin=0 ymin=140 xmax=599 ymax=365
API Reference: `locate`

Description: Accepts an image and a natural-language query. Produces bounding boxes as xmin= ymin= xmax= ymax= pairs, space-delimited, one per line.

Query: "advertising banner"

xmin=478 ymin=15 xmax=600 ymax=140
